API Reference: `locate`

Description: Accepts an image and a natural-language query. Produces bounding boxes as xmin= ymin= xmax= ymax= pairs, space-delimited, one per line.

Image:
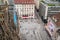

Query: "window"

xmin=32 ymin=8 xmax=33 ymax=9
xmin=27 ymin=8 xmax=28 ymax=11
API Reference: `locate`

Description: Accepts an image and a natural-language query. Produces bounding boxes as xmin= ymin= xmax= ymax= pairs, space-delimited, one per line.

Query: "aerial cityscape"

xmin=0 ymin=0 xmax=60 ymax=40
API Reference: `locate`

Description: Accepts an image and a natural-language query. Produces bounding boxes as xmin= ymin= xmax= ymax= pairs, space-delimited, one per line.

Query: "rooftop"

xmin=14 ymin=0 xmax=35 ymax=4
xmin=0 ymin=0 xmax=4 ymax=5
xmin=51 ymin=13 xmax=60 ymax=27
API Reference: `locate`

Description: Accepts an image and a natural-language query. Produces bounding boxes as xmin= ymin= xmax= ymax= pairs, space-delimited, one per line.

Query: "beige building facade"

xmin=15 ymin=4 xmax=35 ymax=19
xmin=14 ymin=0 xmax=35 ymax=19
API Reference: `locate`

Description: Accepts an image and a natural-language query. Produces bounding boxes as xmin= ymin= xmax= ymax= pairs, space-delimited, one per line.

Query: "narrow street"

xmin=35 ymin=11 xmax=51 ymax=40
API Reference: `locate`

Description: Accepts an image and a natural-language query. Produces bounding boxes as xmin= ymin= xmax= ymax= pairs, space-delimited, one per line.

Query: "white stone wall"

xmin=34 ymin=0 xmax=42 ymax=9
xmin=15 ymin=4 xmax=35 ymax=18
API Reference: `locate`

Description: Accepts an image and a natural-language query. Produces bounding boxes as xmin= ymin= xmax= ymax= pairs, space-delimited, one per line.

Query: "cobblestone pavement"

xmin=19 ymin=18 xmax=52 ymax=40
xmin=19 ymin=11 xmax=51 ymax=40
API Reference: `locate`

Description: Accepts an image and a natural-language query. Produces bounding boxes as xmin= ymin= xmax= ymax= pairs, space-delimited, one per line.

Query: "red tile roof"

xmin=52 ymin=13 xmax=60 ymax=27
xmin=14 ymin=0 xmax=35 ymax=4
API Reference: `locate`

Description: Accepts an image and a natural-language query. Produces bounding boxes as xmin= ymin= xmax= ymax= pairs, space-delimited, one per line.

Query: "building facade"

xmin=14 ymin=0 xmax=35 ymax=19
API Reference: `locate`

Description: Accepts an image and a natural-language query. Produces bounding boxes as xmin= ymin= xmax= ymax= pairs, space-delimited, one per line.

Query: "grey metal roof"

xmin=0 ymin=0 xmax=4 ymax=5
